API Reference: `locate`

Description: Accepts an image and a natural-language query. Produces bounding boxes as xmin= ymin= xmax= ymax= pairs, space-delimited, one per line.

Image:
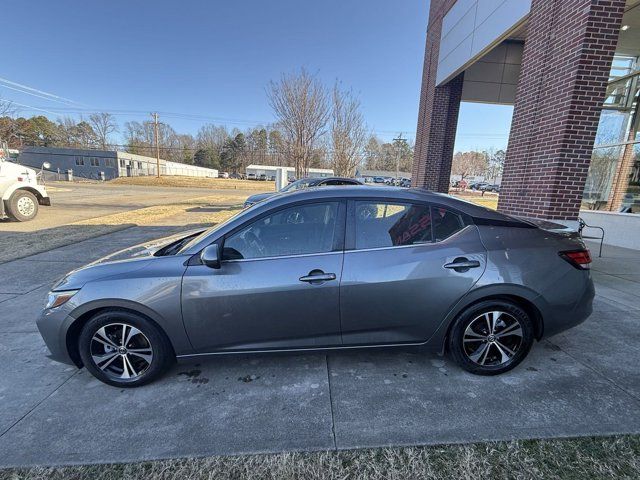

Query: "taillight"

xmin=559 ymin=249 xmax=592 ymax=270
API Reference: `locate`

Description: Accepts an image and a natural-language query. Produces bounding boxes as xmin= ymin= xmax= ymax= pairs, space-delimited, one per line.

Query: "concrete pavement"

xmin=0 ymin=234 xmax=639 ymax=467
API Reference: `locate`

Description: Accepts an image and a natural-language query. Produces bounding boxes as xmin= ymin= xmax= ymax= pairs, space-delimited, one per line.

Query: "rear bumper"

xmin=541 ymin=275 xmax=595 ymax=338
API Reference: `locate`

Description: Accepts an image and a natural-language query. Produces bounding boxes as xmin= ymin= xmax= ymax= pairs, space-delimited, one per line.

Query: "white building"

xmin=116 ymin=152 xmax=218 ymax=178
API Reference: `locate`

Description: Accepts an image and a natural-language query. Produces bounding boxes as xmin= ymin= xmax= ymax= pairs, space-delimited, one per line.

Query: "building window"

xmin=119 ymin=159 xmax=125 ymax=167
xmin=75 ymin=156 xmax=84 ymax=166
xmin=91 ymin=158 xmax=100 ymax=167
xmin=585 ymin=54 xmax=640 ymax=213
xmin=138 ymin=162 xmax=143 ymax=169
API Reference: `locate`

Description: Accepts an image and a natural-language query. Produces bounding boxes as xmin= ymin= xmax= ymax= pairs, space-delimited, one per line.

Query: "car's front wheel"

xmin=449 ymin=300 xmax=534 ymax=375
xmin=78 ymin=310 xmax=174 ymax=387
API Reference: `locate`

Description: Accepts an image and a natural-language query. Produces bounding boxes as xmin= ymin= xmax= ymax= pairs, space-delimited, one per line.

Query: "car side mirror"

xmin=200 ymin=244 xmax=221 ymax=269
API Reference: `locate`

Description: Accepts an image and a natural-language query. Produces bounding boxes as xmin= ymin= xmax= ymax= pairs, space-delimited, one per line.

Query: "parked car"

xmin=259 ymin=174 xmax=267 ymax=181
xmin=218 ymin=172 xmax=229 ymax=179
xmin=373 ymin=176 xmax=386 ymax=184
xmin=479 ymin=184 xmax=500 ymax=193
xmin=469 ymin=182 xmax=489 ymax=191
xmin=247 ymin=173 xmax=256 ymax=180
xmin=243 ymin=176 xmax=362 ymax=208
xmin=38 ymin=187 xmax=594 ymax=387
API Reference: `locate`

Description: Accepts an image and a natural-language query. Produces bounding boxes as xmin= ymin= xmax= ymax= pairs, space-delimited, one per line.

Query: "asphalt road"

xmin=0 ymin=234 xmax=639 ymax=467
xmin=0 ymin=181 xmax=256 ymax=232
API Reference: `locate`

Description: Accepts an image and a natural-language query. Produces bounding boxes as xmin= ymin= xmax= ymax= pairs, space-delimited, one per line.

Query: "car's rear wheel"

xmin=7 ymin=190 xmax=38 ymax=221
xmin=78 ymin=310 xmax=174 ymax=387
xmin=449 ymin=300 xmax=534 ymax=375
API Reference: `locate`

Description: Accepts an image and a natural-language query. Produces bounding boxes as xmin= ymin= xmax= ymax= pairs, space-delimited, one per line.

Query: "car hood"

xmin=51 ymin=229 xmax=203 ymax=291
xmin=245 ymin=192 xmax=276 ymax=204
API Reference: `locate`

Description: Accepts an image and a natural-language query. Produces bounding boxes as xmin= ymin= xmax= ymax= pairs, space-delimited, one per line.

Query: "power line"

xmin=0 ymin=77 xmax=85 ymax=106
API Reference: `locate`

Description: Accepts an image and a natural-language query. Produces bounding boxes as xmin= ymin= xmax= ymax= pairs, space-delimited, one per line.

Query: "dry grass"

xmin=0 ymin=225 xmax=128 ymax=264
xmin=2 ymin=435 xmax=638 ymax=480
xmin=0 ymin=194 xmax=243 ymax=263
xmin=74 ymin=194 xmax=243 ymax=227
xmin=450 ymin=190 xmax=499 ymax=210
xmin=111 ymin=176 xmax=276 ymax=191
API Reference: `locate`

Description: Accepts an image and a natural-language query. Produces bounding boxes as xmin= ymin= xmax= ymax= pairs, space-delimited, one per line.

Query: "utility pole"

xmin=393 ymin=133 xmax=403 ymax=185
xmin=152 ymin=112 xmax=161 ymax=178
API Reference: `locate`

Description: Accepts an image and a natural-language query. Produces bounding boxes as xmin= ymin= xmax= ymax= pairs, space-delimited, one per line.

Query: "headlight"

xmin=45 ymin=290 xmax=79 ymax=309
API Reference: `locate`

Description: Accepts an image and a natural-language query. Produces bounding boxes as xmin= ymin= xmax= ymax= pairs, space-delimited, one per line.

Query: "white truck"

xmin=0 ymin=143 xmax=51 ymax=221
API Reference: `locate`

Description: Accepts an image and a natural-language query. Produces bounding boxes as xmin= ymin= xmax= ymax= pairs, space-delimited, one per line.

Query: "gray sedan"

xmin=37 ymin=187 xmax=594 ymax=387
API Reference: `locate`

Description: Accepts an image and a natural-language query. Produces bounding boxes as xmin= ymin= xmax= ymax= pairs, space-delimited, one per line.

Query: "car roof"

xmin=183 ymin=186 xmax=523 ymax=254
xmin=256 ymin=186 xmax=513 ymax=220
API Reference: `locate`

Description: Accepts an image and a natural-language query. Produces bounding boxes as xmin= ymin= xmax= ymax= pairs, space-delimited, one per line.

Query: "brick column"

xmin=498 ymin=0 xmax=625 ymax=220
xmin=412 ymin=0 xmax=462 ymax=193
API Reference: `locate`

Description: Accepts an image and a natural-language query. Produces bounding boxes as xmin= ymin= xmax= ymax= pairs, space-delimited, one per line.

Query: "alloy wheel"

xmin=90 ymin=323 xmax=153 ymax=380
xmin=462 ymin=311 xmax=523 ymax=366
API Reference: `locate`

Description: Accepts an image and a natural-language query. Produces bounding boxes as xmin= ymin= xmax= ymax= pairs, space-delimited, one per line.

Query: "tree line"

xmin=451 ymin=148 xmax=505 ymax=183
xmin=0 ymin=70 xmax=414 ymax=177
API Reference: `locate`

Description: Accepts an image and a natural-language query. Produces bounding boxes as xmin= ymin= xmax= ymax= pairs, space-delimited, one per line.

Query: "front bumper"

xmin=36 ymin=305 xmax=78 ymax=366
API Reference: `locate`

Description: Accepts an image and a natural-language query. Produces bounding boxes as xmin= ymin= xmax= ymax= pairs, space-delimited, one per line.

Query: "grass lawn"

xmin=2 ymin=435 xmax=638 ymax=479
xmin=0 ymin=195 xmax=244 ymax=264
xmin=450 ymin=190 xmax=499 ymax=210
xmin=111 ymin=175 xmax=275 ymax=191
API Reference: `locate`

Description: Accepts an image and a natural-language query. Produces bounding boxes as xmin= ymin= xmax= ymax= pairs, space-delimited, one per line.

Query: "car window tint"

xmin=223 ymin=202 xmax=339 ymax=260
xmin=354 ymin=202 xmax=432 ymax=249
xmin=325 ymin=180 xmax=355 ymax=186
xmin=432 ymin=207 xmax=464 ymax=241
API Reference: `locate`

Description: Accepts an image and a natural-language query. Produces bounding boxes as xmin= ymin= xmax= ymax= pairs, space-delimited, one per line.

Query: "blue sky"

xmin=2 ymin=0 xmax=511 ymax=151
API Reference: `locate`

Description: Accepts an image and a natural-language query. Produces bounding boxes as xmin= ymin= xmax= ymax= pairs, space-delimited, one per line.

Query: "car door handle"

xmin=299 ymin=272 xmax=336 ymax=283
xmin=443 ymin=259 xmax=481 ymax=270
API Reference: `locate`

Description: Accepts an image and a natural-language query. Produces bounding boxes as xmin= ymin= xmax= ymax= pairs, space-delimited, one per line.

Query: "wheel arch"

xmin=3 ymin=186 xmax=45 ymax=202
xmin=66 ymin=302 xmax=177 ymax=368
xmin=436 ymin=286 xmax=545 ymax=354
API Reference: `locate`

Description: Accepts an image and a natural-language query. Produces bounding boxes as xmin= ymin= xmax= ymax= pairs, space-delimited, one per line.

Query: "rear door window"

xmin=353 ymin=201 xmax=433 ymax=249
xmin=432 ymin=207 xmax=465 ymax=241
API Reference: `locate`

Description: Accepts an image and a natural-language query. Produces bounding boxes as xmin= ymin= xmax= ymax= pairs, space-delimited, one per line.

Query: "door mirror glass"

xmin=200 ymin=244 xmax=221 ymax=269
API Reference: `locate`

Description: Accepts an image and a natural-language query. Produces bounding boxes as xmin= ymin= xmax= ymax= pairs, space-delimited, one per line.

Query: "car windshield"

xmin=281 ymin=178 xmax=314 ymax=192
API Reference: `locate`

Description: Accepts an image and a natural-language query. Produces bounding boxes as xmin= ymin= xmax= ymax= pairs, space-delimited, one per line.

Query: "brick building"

xmin=413 ymin=0 xmax=640 ymax=228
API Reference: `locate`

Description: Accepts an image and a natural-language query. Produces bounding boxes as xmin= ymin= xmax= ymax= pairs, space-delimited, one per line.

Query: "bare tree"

xmin=0 ymin=97 xmax=15 ymax=117
xmin=451 ymin=150 xmax=488 ymax=182
xmin=89 ymin=112 xmax=118 ymax=150
xmin=267 ymin=69 xmax=329 ymax=178
xmin=330 ymin=84 xmax=367 ymax=177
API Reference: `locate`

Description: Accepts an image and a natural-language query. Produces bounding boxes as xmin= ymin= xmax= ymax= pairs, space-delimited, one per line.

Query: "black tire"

xmin=78 ymin=310 xmax=174 ymax=388
xmin=7 ymin=190 xmax=39 ymax=221
xmin=448 ymin=300 xmax=534 ymax=375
